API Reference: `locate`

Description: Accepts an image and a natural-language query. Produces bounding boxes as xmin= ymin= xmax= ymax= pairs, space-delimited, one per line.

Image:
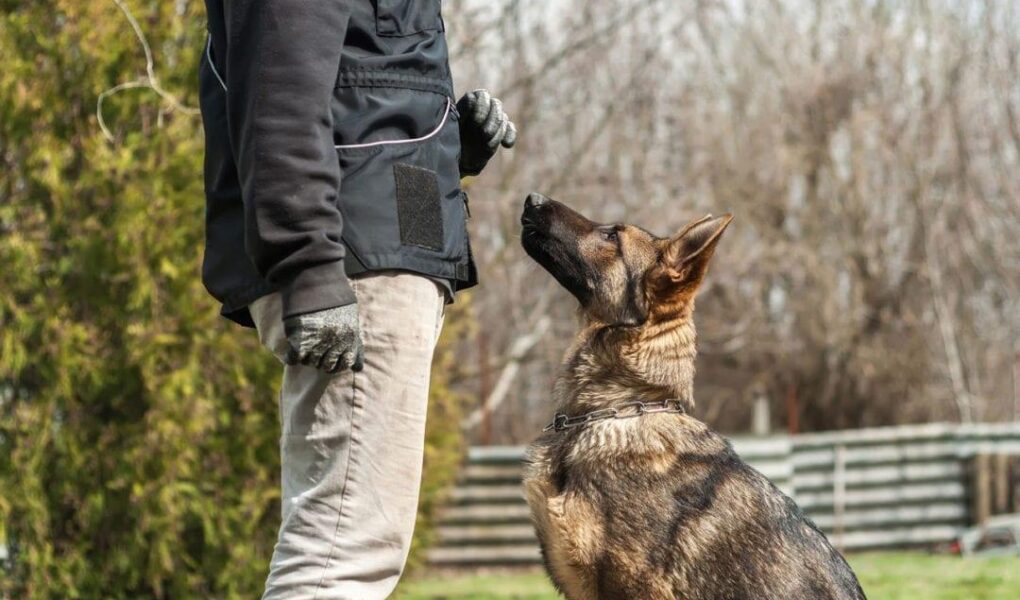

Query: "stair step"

xmin=437 ymin=524 xmax=538 ymax=545
xmin=427 ymin=544 xmax=542 ymax=566
xmin=463 ymin=463 xmax=524 ymax=484
xmin=451 ymin=484 xmax=525 ymax=504
xmin=438 ymin=503 xmax=532 ymax=525
xmin=467 ymin=446 xmax=528 ymax=464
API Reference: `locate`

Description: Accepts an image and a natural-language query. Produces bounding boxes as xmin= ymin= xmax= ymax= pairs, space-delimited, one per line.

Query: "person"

xmin=196 ymin=1 xmax=516 ymax=597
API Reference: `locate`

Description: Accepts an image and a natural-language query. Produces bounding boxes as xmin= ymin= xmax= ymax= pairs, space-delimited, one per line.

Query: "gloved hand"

xmin=284 ymin=303 xmax=365 ymax=373
xmin=457 ymin=89 xmax=517 ymax=177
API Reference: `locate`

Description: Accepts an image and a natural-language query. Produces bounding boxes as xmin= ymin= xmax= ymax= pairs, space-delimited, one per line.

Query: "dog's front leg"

xmin=541 ymin=492 xmax=603 ymax=600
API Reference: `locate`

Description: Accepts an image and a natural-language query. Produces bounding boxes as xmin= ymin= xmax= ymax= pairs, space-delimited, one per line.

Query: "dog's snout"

xmin=525 ymin=193 xmax=550 ymax=210
xmin=522 ymin=193 xmax=553 ymax=228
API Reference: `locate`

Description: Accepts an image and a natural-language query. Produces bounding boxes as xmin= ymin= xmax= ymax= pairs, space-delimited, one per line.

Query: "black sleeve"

xmin=223 ymin=0 xmax=355 ymax=319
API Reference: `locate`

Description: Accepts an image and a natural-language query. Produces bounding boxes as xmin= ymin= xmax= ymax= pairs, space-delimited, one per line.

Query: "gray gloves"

xmin=457 ymin=89 xmax=517 ymax=177
xmin=284 ymin=303 xmax=365 ymax=373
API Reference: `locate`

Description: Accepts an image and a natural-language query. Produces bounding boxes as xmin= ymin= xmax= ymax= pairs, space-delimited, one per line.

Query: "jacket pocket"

xmin=375 ymin=0 xmax=443 ymax=37
xmin=333 ymin=91 xmax=465 ymax=275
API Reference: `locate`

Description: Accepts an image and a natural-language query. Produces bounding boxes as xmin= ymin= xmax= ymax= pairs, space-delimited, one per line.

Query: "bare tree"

xmin=446 ymin=0 xmax=1020 ymax=441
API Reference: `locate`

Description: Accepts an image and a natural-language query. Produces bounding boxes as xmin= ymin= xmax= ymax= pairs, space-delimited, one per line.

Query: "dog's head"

xmin=520 ymin=193 xmax=731 ymax=329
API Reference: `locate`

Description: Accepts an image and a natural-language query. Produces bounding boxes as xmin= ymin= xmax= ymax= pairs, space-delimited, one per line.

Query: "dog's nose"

xmin=525 ymin=193 xmax=550 ymax=210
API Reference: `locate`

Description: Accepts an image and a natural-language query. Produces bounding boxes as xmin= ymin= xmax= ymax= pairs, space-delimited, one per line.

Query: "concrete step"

xmin=427 ymin=543 xmax=542 ymax=566
xmin=462 ymin=463 xmax=524 ymax=484
xmin=437 ymin=503 xmax=532 ymax=525
xmin=437 ymin=524 xmax=538 ymax=545
xmin=451 ymin=484 xmax=526 ymax=504
xmin=467 ymin=446 xmax=528 ymax=463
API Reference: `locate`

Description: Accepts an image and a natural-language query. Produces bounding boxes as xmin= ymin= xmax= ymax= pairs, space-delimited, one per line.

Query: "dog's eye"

xmin=601 ymin=229 xmax=619 ymax=243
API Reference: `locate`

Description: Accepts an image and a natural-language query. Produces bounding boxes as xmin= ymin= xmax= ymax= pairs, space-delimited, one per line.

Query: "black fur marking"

xmin=621 ymin=264 xmax=649 ymax=326
xmin=521 ymin=229 xmax=593 ymax=305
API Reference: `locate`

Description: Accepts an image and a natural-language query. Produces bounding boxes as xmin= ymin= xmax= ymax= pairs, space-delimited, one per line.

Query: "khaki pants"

xmin=250 ymin=271 xmax=445 ymax=600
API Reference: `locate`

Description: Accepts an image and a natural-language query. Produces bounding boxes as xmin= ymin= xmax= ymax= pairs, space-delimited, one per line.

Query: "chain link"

xmin=543 ymin=399 xmax=686 ymax=432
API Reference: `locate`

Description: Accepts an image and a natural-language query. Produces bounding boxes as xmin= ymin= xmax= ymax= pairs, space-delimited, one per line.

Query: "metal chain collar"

xmin=543 ymin=399 xmax=686 ymax=432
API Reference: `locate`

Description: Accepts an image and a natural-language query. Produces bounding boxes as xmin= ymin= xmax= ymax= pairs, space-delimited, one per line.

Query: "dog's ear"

xmin=660 ymin=213 xmax=733 ymax=293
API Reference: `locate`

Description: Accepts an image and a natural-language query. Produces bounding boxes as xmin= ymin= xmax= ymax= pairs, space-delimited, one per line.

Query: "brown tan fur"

xmin=519 ymin=194 xmax=866 ymax=600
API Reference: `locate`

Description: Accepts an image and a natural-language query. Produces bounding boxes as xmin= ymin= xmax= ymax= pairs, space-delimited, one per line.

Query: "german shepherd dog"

xmin=520 ymin=193 xmax=865 ymax=600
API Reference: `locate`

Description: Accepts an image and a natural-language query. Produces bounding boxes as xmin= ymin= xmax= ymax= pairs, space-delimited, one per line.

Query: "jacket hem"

xmin=216 ymin=255 xmax=473 ymax=329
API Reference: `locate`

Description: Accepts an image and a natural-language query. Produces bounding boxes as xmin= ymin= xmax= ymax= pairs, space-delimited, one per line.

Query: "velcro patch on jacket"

xmin=394 ymin=163 xmax=444 ymax=251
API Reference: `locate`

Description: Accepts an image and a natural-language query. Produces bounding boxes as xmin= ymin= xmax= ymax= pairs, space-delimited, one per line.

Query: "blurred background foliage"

xmin=0 ymin=1 xmax=468 ymax=597
xmin=445 ymin=0 xmax=1020 ymax=438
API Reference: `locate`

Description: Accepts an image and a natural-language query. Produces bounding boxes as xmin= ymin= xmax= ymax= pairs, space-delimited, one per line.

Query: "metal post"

xmin=833 ymin=444 xmax=847 ymax=552
xmin=1012 ymin=347 xmax=1019 ymax=422
xmin=752 ymin=393 xmax=771 ymax=436
xmin=478 ymin=330 xmax=493 ymax=445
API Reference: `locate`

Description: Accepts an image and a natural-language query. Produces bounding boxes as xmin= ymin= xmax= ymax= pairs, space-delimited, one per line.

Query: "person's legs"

xmin=250 ymin=271 xmax=445 ymax=600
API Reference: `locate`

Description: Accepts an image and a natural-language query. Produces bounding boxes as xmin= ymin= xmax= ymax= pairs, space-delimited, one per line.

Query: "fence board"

xmin=431 ymin=422 xmax=1020 ymax=567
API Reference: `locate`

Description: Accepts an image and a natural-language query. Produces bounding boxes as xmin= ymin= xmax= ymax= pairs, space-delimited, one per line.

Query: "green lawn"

xmin=400 ymin=553 xmax=1020 ymax=599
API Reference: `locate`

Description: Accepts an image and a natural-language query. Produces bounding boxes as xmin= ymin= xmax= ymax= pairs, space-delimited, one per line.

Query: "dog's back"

xmin=526 ymin=416 xmax=865 ymax=600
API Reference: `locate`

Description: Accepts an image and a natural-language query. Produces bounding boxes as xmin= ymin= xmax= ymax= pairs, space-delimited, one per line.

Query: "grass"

xmin=400 ymin=553 xmax=1020 ymax=599
xmin=850 ymin=553 xmax=1020 ymax=600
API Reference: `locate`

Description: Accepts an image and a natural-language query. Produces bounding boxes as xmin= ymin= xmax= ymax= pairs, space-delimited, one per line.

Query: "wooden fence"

xmin=428 ymin=422 xmax=1020 ymax=567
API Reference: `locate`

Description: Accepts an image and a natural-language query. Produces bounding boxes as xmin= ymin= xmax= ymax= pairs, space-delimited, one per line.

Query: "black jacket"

xmin=199 ymin=0 xmax=473 ymax=327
